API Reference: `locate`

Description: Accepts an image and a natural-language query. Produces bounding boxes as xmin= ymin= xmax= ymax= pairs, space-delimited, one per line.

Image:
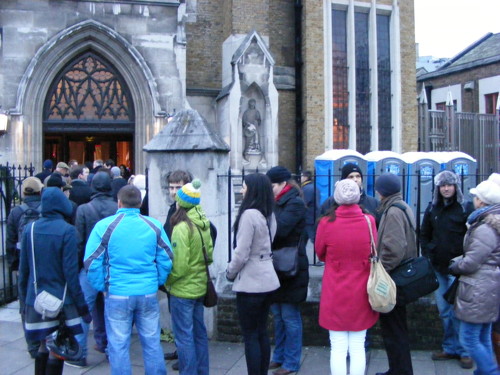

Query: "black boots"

xmin=34 ymin=352 xmax=48 ymax=375
xmin=45 ymin=358 xmax=64 ymax=375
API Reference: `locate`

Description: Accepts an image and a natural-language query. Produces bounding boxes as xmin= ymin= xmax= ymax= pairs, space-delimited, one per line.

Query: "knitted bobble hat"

xmin=176 ymin=178 xmax=202 ymax=208
xmin=334 ymin=179 xmax=360 ymax=205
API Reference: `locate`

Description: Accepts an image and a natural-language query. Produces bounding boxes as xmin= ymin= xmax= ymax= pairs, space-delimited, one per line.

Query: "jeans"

xmin=380 ymin=304 xmax=413 ymax=375
xmin=170 ymin=295 xmax=209 ymax=375
xmin=271 ymin=303 xmax=303 ymax=372
xmin=237 ymin=292 xmax=273 ymax=375
xmin=329 ymin=330 xmax=366 ymax=375
xmin=75 ymin=269 xmax=107 ymax=358
xmin=435 ymin=271 xmax=468 ymax=357
xmin=105 ymin=293 xmax=166 ymax=375
xmin=459 ymin=321 xmax=500 ymax=375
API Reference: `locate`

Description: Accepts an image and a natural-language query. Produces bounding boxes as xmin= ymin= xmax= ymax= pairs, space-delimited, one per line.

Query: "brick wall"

xmin=418 ymin=63 xmax=500 ymax=113
xmin=216 ymin=296 xmax=442 ymax=349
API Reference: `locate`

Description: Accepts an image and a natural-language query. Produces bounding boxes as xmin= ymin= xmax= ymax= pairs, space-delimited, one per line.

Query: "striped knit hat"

xmin=176 ymin=178 xmax=201 ymax=208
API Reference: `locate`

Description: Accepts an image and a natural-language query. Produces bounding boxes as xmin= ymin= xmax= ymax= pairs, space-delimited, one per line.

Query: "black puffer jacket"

xmin=75 ymin=173 xmax=117 ymax=269
xmin=420 ymin=198 xmax=471 ymax=274
xmin=272 ymin=186 xmax=309 ymax=303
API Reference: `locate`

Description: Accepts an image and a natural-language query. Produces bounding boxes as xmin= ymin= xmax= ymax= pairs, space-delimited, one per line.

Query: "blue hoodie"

xmin=18 ymin=187 xmax=87 ymax=312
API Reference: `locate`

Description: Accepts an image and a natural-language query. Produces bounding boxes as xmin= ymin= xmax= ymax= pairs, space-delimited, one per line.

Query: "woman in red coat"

xmin=315 ymin=179 xmax=379 ymax=375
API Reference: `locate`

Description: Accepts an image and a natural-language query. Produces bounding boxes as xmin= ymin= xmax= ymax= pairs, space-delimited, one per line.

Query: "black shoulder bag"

xmin=196 ymin=226 xmax=218 ymax=308
xmin=387 ymin=203 xmax=439 ymax=305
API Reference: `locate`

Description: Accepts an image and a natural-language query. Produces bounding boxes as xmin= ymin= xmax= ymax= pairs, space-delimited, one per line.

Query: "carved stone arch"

xmin=15 ymin=20 xmax=161 ymax=171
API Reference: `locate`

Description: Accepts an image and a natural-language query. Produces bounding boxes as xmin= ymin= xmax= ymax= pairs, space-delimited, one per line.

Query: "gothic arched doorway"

xmin=43 ymin=51 xmax=135 ymax=171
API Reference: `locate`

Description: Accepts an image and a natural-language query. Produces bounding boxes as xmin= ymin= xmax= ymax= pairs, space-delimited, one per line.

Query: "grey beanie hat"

xmin=433 ymin=170 xmax=463 ymax=205
xmin=334 ymin=179 xmax=360 ymax=206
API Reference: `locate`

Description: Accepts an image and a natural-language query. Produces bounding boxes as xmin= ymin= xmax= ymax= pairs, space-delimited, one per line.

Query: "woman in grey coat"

xmin=450 ymin=180 xmax=500 ymax=375
xmin=226 ymin=173 xmax=279 ymax=375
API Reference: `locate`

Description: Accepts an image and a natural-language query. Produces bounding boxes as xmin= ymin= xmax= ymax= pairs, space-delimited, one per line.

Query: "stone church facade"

xmin=0 ymin=0 xmax=417 ymax=173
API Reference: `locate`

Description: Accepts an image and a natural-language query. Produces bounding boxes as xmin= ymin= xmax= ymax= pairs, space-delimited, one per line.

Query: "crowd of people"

xmin=6 ymin=158 xmax=500 ymax=375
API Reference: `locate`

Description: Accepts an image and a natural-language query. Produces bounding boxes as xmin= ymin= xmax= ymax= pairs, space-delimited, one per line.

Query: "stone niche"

xmin=217 ymin=30 xmax=279 ymax=172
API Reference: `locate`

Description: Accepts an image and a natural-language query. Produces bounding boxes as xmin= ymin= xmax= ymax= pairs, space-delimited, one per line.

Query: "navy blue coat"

xmin=18 ymin=188 xmax=87 ymax=314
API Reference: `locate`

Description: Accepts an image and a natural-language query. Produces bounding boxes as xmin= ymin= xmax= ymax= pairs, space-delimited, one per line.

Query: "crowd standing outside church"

xmin=420 ymin=170 xmax=473 ymax=369
xmin=226 ymin=173 xmax=279 ymax=375
xmin=315 ymin=179 xmax=379 ymax=375
xmin=266 ymin=166 xmax=309 ymax=375
xmin=84 ymin=185 xmax=172 ymax=375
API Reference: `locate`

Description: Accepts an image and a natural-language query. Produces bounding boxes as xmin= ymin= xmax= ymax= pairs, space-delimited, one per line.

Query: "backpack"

xmin=16 ymin=202 xmax=41 ymax=250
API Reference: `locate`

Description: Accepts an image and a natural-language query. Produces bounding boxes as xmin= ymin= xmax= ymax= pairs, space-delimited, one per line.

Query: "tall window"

xmin=330 ymin=4 xmax=395 ymax=152
xmin=332 ymin=9 xmax=349 ymax=149
xmin=377 ymin=14 xmax=391 ymax=150
xmin=44 ymin=51 xmax=134 ymax=128
xmin=355 ymin=12 xmax=370 ymax=153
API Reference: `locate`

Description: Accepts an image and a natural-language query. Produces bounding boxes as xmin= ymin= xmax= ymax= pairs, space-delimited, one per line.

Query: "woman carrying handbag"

xmin=226 ymin=173 xmax=280 ymax=375
xmin=315 ymin=179 xmax=379 ymax=375
xmin=18 ymin=187 xmax=91 ymax=375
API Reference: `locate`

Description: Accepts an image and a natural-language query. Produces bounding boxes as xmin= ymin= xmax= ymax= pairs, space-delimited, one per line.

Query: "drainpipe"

xmin=295 ymin=0 xmax=304 ymax=174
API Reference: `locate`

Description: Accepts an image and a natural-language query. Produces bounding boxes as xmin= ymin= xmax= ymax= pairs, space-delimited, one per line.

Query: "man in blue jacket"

xmin=84 ymin=185 xmax=173 ymax=375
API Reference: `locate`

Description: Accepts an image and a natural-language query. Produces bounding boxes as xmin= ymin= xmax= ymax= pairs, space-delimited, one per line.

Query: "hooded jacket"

xmin=18 ymin=188 xmax=87 ymax=314
xmin=450 ymin=204 xmax=500 ymax=323
xmin=85 ymin=207 xmax=173 ymax=296
xmin=166 ymin=205 xmax=214 ymax=299
xmin=75 ymin=172 xmax=118 ymax=269
xmin=420 ymin=186 xmax=470 ymax=274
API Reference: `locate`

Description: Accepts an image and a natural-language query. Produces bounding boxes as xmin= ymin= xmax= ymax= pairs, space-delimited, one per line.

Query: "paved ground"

xmin=0 ymin=301 xmax=476 ymax=375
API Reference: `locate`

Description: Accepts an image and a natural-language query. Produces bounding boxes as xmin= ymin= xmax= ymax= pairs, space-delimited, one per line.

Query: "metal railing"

xmin=0 ymin=163 xmax=35 ymax=306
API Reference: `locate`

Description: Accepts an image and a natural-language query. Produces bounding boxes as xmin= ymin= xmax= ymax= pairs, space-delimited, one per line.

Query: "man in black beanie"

xmin=374 ymin=172 xmax=417 ymax=375
xmin=320 ymin=163 xmax=379 ymax=219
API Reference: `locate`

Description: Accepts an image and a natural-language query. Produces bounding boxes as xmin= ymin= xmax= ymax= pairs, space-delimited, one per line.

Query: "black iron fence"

xmin=0 ymin=163 xmax=36 ymax=306
xmin=218 ymin=167 xmax=491 ymax=265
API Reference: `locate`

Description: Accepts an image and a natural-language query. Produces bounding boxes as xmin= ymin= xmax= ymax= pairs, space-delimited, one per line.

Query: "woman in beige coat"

xmin=226 ymin=173 xmax=279 ymax=375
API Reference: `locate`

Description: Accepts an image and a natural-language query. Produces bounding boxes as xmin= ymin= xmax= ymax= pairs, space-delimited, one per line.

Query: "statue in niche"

xmin=242 ymin=99 xmax=262 ymax=154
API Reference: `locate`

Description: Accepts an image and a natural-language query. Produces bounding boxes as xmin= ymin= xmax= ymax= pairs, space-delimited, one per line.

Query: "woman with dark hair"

xmin=315 ymin=179 xmax=379 ymax=375
xmin=226 ymin=173 xmax=279 ymax=375
xmin=265 ymin=166 xmax=308 ymax=375
xmin=165 ymin=179 xmax=213 ymax=375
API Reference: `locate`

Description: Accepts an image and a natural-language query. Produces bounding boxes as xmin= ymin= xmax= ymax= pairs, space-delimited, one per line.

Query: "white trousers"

xmin=329 ymin=330 xmax=367 ymax=375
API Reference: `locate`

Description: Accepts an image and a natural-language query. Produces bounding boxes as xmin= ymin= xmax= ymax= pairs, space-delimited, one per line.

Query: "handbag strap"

xmin=195 ymin=226 xmax=211 ymax=279
xmin=364 ymin=215 xmax=377 ymax=259
xmin=30 ymin=222 xmax=67 ymax=301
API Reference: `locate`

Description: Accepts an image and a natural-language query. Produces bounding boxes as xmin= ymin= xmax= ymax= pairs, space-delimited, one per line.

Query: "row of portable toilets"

xmin=314 ymin=150 xmax=477 ymax=222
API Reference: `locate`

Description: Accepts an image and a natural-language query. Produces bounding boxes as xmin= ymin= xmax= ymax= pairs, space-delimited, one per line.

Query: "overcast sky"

xmin=414 ymin=0 xmax=500 ymax=59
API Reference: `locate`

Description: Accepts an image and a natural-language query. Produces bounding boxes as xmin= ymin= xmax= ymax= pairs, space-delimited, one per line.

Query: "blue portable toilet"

xmin=314 ymin=149 xmax=366 ymax=205
xmin=439 ymin=152 xmax=477 ymax=203
xmin=365 ymin=151 xmax=406 ymax=198
xmin=402 ymin=152 xmax=442 ymax=223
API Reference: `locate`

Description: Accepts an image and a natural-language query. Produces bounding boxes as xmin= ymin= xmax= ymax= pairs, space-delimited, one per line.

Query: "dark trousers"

xmin=380 ymin=304 xmax=413 ymax=375
xmin=92 ymin=292 xmax=107 ymax=351
xmin=236 ymin=292 xmax=273 ymax=375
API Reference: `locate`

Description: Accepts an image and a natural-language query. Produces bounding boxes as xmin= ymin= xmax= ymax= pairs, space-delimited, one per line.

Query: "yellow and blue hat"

xmin=176 ymin=179 xmax=201 ymax=208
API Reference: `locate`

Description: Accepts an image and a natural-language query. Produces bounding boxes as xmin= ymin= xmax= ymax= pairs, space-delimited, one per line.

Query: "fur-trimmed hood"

xmin=483 ymin=213 xmax=500 ymax=234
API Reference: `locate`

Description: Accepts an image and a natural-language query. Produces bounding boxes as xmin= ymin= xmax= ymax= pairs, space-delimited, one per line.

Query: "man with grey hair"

xmin=420 ymin=170 xmax=473 ymax=369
